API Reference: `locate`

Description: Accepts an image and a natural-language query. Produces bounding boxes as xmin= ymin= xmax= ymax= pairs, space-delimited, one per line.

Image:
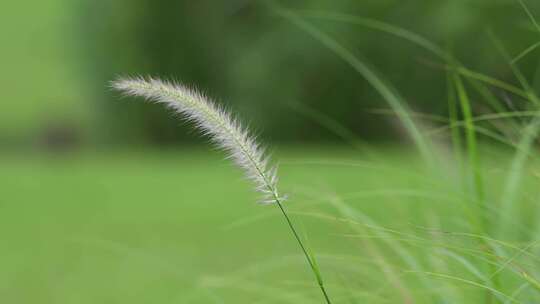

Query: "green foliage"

xmin=4 ymin=1 xmax=540 ymax=303
xmin=80 ymin=0 xmax=540 ymax=144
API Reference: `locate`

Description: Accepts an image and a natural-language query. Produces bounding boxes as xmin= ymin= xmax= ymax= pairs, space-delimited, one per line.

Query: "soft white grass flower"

xmin=112 ymin=76 xmax=331 ymax=303
xmin=112 ymin=77 xmax=284 ymax=204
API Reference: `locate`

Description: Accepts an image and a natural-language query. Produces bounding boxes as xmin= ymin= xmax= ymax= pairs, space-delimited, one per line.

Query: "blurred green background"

xmin=2 ymin=0 xmax=540 ymax=148
xmin=2 ymin=1 xmax=540 ymax=303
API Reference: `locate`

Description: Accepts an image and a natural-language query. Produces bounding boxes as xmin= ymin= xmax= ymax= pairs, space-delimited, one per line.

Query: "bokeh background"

xmin=3 ymin=0 xmax=540 ymax=148
xmin=2 ymin=0 xmax=540 ymax=303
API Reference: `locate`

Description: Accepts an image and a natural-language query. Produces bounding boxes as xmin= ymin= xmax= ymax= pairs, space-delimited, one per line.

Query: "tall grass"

xmin=274 ymin=9 xmax=435 ymax=167
xmin=108 ymin=2 xmax=540 ymax=303
xmin=269 ymin=1 xmax=540 ymax=303
xmin=112 ymin=77 xmax=333 ymax=303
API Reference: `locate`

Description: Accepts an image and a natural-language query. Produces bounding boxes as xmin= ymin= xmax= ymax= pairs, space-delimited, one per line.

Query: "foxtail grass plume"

xmin=113 ymin=76 xmax=332 ymax=303
xmin=112 ymin=77 xmax=284 ymax=204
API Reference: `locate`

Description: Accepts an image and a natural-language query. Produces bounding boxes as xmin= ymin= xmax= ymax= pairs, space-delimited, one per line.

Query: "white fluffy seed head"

xmin=112 ymin=76 xmax=284 ymax=204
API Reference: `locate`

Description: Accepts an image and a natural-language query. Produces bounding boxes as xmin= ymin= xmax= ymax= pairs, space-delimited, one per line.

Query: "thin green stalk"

xmin=453 ymin=74 xmax=485 ymax=214
xmin=296 ymin=10 xmax=532 ymax=102
xmin=447 ymin=70 xmax=463 ymax=176
xmin=488 ymin=30 xmax=540 ymax=241
xmin=518 ymin=0 xmax=540 ymax=34
xmin=113 ymin=77 xmax=333 ymax=303
xmin=286 ymin=100 xmax=380 ymax=160
xmin=512 ymin=41 xmax=540 ymax=63
xmin=275 ymin=9 xmax=434 ymax=166
xmin=453 ymin=73 xmax=501 ymax=304
xmin=275 ymin=199 xmax=332 ymax=304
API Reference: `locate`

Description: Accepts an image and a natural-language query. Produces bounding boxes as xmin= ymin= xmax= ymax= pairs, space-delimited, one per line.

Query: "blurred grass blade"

xmin=447 ymin=70 xmax=463 ymax=173
xmin=276 ymin=9 xmax=434 ymax=165
xmin=512 ymin=41 xmax=540 ymax=63
xmin=296 ymin=10 xmax=448 ymax=60
xmin=518 ymin=0 xmax=540 ymax=34
xmin=455 ymin=67 xmax=529 ymax=100
xmin=286 ymin=100 xmax=379 ymax=159
xmin=297 ymin=10 xmax=531 ymax=101
xmin=406 ymin=271 xmax=520 ymax=303
xmin=498 ymin=118 xmax=540 ymax=237
xmin=488 ymin=31 xmax=540 ymax=239
xmin=326 ymin=194 xmax=441 ymax=302
xmin=452 ymin=74 xmax=485 ymax=214
xmin=521 ymin=271 xmax=540 ymax=292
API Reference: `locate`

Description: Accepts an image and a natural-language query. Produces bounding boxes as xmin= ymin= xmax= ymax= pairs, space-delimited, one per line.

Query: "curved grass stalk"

xmin=404 ymin=271 xmax=522 ymax=304
xmin=518 ymin=0 xmax=540 ymax=34
xmin=472 ymin=111 xmax=540 ymax=122
xmin=452 ymin=74 xmax=485 ymax=228
xmin=113 ymin=77 xmax=332 ymax=304
xmin=426 ymin=122 xmax=521 ymax=150
xmin=324 ymin=194 xmax=442 ymax=302
xmin=274 ymin=9 xmax=434 ymax=166
xmin=512 ymin=41 xmax=540 ymax=63
xmin=286 ymin=100 xmax=379 ymax=158
xmin=368 ymin=108 xmax=450 ymax=123
xmin=294 ymin=10 xmax=448 ymax=60
xmin=487 ymin=31 xmax=540 ymax=243
xmin=489 ymin=240 xmax=540 ymax=280
xmin=504 ymin=283 xmax=529 ymax=304
xmin=453 ymin=67 xmax=529 ymax=100
xmin=295 ymin=10 xmax=531 ymax=101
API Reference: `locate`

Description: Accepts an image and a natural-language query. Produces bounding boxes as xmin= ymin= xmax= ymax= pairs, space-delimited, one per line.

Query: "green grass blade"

xmin=296 ymin=10 xmax=531 ymax=101
xmin=275 ymin=9 xmax=433 ymax=165
xmin=498 ymin=118 xmax=540 ymax=238
xmin=296 ymin=10 xmax=448 ymax=60
xmin=447 ymin=70 xmax=464 ymax=175
xmin=286 ymin=100 xmax=380 ymax=159
xmin=488 ymin=31 xmax=540 ymax=240
xmin=406 ymin=271 xmax=523 ymax=304
xmin=275 ymin=200 xmax=333 ymax=303
xmin=452 ymin=74 xmax=485 ymax=216
xmin=512 ymin=41 xmax=540 ymax=63
xmin=518 ymin=0 xmax=540 ymax=34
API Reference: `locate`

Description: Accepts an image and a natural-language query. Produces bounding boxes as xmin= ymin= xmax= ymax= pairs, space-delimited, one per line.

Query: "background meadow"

xmin=2 ymin=0 xmax=540 ymax=303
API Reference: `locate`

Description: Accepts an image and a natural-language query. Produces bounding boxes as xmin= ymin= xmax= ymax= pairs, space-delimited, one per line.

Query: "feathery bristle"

xmin=112 ymin=77 xmax=284 ymax=204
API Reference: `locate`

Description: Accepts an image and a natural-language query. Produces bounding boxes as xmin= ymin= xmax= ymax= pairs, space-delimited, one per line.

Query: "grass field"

xmin=2 ymin=145 xmax=539 ymax=303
